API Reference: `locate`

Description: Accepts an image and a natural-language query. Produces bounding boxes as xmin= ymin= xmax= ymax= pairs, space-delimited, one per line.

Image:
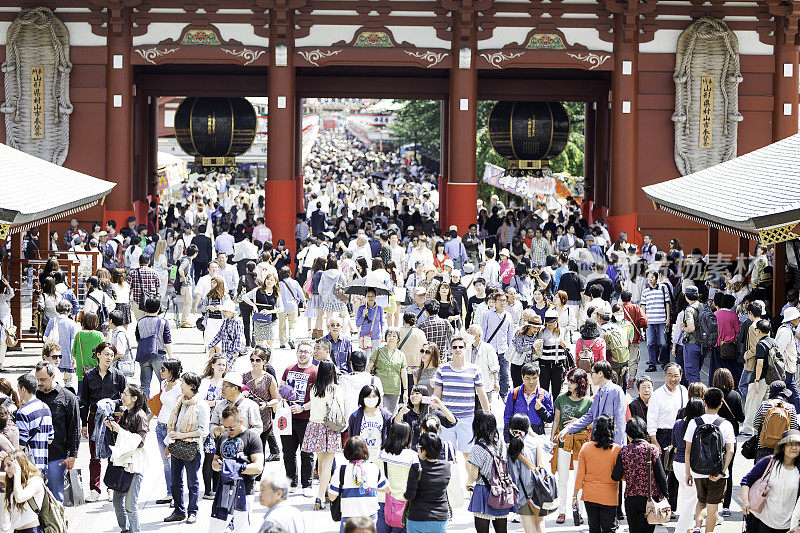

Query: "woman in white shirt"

xmin=0 ymin=451 xmax=46 ymax=533
xmin=152 ymin=359 xmax=184 ymax=507
xmin=0 ymin=278 xmax=14 ymax=373
xmin=111 ymin=269 xmax=132 ymax=327
xmin=152 ymin=239 xmax=170 ymax=299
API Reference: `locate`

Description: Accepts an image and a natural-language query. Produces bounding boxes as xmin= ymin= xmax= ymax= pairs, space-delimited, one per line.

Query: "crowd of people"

xmin=0 ymin=128 xmax=798 ymax=533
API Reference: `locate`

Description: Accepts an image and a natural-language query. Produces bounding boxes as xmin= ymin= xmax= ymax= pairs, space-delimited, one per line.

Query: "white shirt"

xmin=646 ymin=383 xmax=688 ymax=436
xmin=339 ymin=372 xmax=384 ymax=419
xmin=683 ymin=413 xmax=735 ymax=478
xmin=760 ymin=463 xmax=800 ymax=529
xmin=776 ymin=324 xmax=798 ymax=374
xmin=194 ymin=274 xmax=229 ymax=298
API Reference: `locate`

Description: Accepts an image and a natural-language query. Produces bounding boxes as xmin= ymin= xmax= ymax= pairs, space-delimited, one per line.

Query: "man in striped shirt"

xmin=433 ymin=335 xmax=490 ymax=460
xmin=15 ymin=373 xmax=54 ymax=471
xmin=640 ymin=270 xmax=671 ymax=372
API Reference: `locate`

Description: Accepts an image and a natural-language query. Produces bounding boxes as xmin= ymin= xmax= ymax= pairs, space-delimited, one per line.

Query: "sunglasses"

xmin=420 ymin=349 xmax=432 ymax=354
xmin=250 ymin=358 xmax=262 ymax=363
xmin=452 ymin=345 xmax=466 ymax=350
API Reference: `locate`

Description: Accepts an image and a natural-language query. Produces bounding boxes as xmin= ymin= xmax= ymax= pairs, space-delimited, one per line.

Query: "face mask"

xmin=614 ymin=313 xmax=625 ymax=322
xmin=364 ymin=397 xmax=380 ymax=408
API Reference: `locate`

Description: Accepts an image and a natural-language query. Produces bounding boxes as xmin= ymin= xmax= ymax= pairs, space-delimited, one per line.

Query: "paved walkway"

xmin=5 ymin=317 xmax=749 ymax=532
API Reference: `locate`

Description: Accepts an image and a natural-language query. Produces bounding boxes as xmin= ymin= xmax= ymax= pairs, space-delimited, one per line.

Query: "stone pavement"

xmin=5 ymin=315 xmax=749 ymax=532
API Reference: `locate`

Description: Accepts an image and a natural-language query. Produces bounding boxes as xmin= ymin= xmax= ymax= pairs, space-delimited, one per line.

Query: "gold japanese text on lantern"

xmin=699 ymin=76 xmax=713 ymax=149
xmin=30 ymin=66 xmax=44 ymax=139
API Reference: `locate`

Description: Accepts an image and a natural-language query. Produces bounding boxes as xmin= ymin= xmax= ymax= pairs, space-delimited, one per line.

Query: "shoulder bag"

xmin=104 ymin=463 xmax=134 ymax=493
xmin=748 ymin=457 xmax=776 ymax=513
xmin=486 ymin=314 xmax=507 ymax=344
xmin=646 ymin=447 xmax=672 ymax=524
xmin=517 ymin=444 xmax=558 ymax=511
xmin=330 ymin=464 xmax=347 ymax=522
xmin=383 ymin=462 xmax=406 ymax=527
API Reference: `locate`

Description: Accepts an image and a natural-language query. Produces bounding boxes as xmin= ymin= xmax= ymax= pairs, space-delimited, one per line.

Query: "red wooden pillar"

xmin=103 ymin=8 xmax=134 ymax=229
xmin=439 ymin=98 xmax=449 ymax=231
xmin=608 ymin=15 xmax=639 ymax=245
xmin=266 ymin=18 xmax=297 ymax=264
xmin=295 ymin=97 xmax=305 ymax=216
xmin=582 ymin=102 xmax=596 ymax=222
xmin=446 ymin=37 xmax=478 ymax=236
xmin=707 ymin=227 xmax=719 ymax=256
xmin=592 ymin=94 xmax=610 ymax=221
xmin=774 ymin=17 xmax=800 ymax=142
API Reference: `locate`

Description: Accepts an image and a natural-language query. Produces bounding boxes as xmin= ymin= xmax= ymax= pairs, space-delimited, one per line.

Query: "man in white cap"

xmin=208 ymin=300 xmax=245 ymax=366
xmin=776 ymin=307 xmax=800 ymax=411
xmin=209 ymin=371 xmax=263 ymax=441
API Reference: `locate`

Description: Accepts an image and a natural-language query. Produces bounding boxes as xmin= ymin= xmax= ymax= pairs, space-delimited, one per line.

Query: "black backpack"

xmin=761 ymin=337 xmax=786 ymax=385
xmin=689 ymin=417 xmax=725 ymax=475
xmin=87 ymin=294 xmax=109 ymax=329
xmin=694 ymin=304 xmax=719 ymax=349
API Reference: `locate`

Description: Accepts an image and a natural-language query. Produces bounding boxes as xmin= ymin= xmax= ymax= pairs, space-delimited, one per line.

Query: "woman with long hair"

xmin=110 ymin=268 xmax=132 ymax=327
xmin=712 ymin=367 xmax=744 ymax=516
xmin=509 ymin=311 xmax=543 ymax=388
xmin=241 ymin=273 xmax=284 ymax=348
xmin=574 ymin=414 xmax=622 ymax=533
xmin=395 ymin=383 xmax=456 ymax=447
xmin=236 ymin=261 xmax=259 ymax=347
xmin=377 ymin=422 xmax=417 ymax=533
xmin=551 ymin=368 xmax=592 ymax=524
xmin=300 ymin=359 xmax=344 ymax=510
xmin=80 ymin=341 xmax=127 ymax=501
xmin=414 ymin=343 xmax=441 ymax=392
xmin=0 ymin=451 xmax=46 ymax=532
xmin=537 ymin=309 xmax=570 ymax=398
xmin=106 ymin=384 xmax=149 ymax=533
xmin=305 ymin=256 xmax=327 ymax=338
xmin=404 ymin=432 xmax=451 ymax=533
xmin=243 ymin=346 xmax=280 ymax=463
xmin=0 ymin=379 xmax=19 ymax=418
xmin=0 ymin=277 xmax=14 ymax=373
xmin=432 ymin=241 xmax=450 ymax=274
xmin=348 ymin=385 xmax=395 ymax=462
xmin=165 ymin=372 xmax=210 ymax=525
xmin=37 ymin=276 xmax=59 ymax=332
xmin=199 ymin=356 xmax=225 ymax=500
xmin=507 ymin=413 xmax=555 ymax=533
xmin=611 ymin=418 xmax=668 ymax=533
xmin=367 ymin=328 xmax=408 ymax=414
xmin=385 ymin=260 xmax=402 ymax=328
xmin=530 ymin=288 xmax=549 ymax=323
xmin=201 ymin=276 xmax=226 ymax=349
xmin=434 ymin=282 xmax=460 ymax=329
xmin=152 ymin=358 xmax=183 ymax=506
xmin=672 ymin=397 xmax=705 ymax=533
xmin=466 ymin=409 xmax=510 ymax=533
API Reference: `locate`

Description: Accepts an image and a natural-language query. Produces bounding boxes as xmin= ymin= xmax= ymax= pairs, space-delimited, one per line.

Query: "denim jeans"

xmin=406 ymin=519 xmax=447 ymax=533
xmin=171 ymin=451 xmax=201 ymax=516
xmin=739 ymin=369 xmax=754 ymax=400
xmin=786 ymin=372 xmax=800 ymax=413
xmin=645 ymin=323 xmax=667 ymax=366
xmin=113 ymin=472 xmax=143 ymax=533
xmin=155 ymin=422 xmax=172 ymax=496
xmin=683 ymin=343 xmax=703 ymax=385
xmin=497 ymin=352 xmax=510 ymax=398
xmin=44 ymin=459 xmax=66 ymax=503
xmin=139 ymin=354 xmax=165 ymax=401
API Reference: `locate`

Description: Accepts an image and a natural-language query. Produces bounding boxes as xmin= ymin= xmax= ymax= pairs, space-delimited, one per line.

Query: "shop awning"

xmin=0 ymin=143 xmax=115 ymax=235
xmin=643 ymin=133 xmax=800 ymax=244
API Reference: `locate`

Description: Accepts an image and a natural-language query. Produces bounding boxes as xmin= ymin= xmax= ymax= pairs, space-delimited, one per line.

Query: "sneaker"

xmin=721 ymin=508 xmax=731 ymax=517
xmin=645 ymin=365 xmax=657 ymax=373
xmin=186 ymin=514 xmax=197 ymax=524
xmin=267 ymin=453 xmax=281 ymax=462
xmin=303 ymin=487 xmax=315 ymax=498
xmin=288 ymin=340 xmax=296 ymax=349
xmin=155 ymin=497 xmax=172 ymax=505
xmin=85 ymin=489 xmax=102 ymax=502
xmin=107 ymin=490 xmax=114 ymax=502
xmin=290 ymin=485 xmax=298 ymax=494
xmin=203 ymin=492 xmax=215 ymax=500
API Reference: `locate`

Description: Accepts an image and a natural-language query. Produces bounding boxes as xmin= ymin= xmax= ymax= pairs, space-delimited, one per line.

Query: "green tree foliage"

xmin=391 ymin=99 xmax=586 ymax=203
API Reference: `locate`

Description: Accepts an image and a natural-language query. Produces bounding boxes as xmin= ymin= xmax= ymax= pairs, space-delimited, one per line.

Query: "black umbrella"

xmin=344 ymin=276 xmax=392 ymax=296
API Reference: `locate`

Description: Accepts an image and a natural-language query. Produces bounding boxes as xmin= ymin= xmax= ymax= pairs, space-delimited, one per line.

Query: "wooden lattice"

xmin=759 ymin=223 xmax=800 ymax=245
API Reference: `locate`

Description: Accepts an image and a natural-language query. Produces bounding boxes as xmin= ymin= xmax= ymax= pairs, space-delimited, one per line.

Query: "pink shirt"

xmin=576 ymin=337 xmax=607 ymax=363
xmin=252 ymin=224 xmax=272 ymax=244
xmin=715 ymin=309 xmax=740 ymax=344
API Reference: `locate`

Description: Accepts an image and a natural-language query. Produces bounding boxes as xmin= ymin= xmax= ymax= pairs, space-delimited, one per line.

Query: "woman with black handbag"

xmin=164 ymin=372 xmax=210 ymax=525
xmin=611 ymin=417 xmax=669 ymax=533
xmin=105 ymin=384 xmax=148 ymax=533
xmin=506 ymin=413 xmax=557 ymax=533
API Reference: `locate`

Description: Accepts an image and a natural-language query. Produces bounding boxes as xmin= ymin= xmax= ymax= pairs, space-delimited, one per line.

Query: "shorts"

xmin=441 ymin=414 xmax=474 ymax=454
xmin=695 ymin=476 xmax=727 ymax=504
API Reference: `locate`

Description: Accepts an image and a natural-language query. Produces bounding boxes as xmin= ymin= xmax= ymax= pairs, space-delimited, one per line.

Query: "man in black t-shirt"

xmin=210 ymin=405 xmax=264 ymax=532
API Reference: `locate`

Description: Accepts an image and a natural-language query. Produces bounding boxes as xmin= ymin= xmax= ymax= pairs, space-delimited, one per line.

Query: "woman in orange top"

xmin=574 ymin=414 xmax=622 ymax=533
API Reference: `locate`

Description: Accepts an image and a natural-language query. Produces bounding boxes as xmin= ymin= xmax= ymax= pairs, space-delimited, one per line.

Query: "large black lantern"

xmin=174 ymin=97 xmax=257 ymax=166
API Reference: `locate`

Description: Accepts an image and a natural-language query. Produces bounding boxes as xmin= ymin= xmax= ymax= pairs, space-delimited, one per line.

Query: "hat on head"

xmin=585 ymin=234 xmax=595 ymax=242
xmin=98 ymin=231 xmax=107 ymax=237
xmin=544 ymin=309 xmax=559 ymax=321
xmin=776 ymin=429 xmax=800 ymax=452
xmin=442 ymin=259 xmax=454 ymax=269
xmin=463 ymin=263 xmax=475 ymax=274
xmin=414 ymin=286 xmax=428 ymax=295
xmin=784 ymin=307 xmax=800 ymax=323
xmin=407 ymin=226 xmax=415 ymax=231
xmin=223 ymin=372 xmax=244 ymax=389
xmin=598 ymin=310 xmax=612 ymax=321
xmin=449 ymin=225 xmax=458 ymax=232
xmin=684 ymin=285 xmax=699 ymax=298
xmin=769 ymin=380 xmax=791 ymax=400
xmin=499 ymin=248 xmax=510 ymax=257
xmin=220 ymin=300 xmax=237 ymax=314
xmin=730 ymin=274 xmax=745 ymax=284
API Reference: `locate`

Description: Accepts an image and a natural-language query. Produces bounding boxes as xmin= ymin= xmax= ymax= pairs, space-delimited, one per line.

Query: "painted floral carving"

xmin=526 ymin=34 xmax=567 ymax=49
xmin=181 ymin=30 xmax=221 ymax=46
xmin=353 ymin=32 xmax=393 ymax=47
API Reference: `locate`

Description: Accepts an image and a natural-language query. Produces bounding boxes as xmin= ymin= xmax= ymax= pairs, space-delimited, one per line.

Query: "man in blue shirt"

xmin=503 ymin=363 xmax=554 ymax=438
xmin=480 ymin=292 xmax=514 ymax=397
xmin=443 ymin=229 xmax=468 ymax=271
xmin=558 ymin=360 xmax=627 ymax=446
xmin=321 ymin=322 xmax=352 ymax=373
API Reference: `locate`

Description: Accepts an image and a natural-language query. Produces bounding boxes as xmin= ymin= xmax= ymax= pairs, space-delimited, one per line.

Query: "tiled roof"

xmin=0 ymin=143 xmax=115 ymax=226
xmin=643 ymin=134 xmax=800 ymax=233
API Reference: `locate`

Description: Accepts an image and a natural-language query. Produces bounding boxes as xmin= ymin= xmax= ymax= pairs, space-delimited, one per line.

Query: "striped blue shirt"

xmin=640 ymin=283 xmax=670 ymax=324
xmin=433 ymin=363 xmax=484 ymax=418
xmin=15 ymin=398 xmax=54 ymax=470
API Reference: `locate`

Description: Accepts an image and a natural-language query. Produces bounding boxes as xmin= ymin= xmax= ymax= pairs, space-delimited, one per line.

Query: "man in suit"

xmin=191 ymin=223 xmax=213 ymax=283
